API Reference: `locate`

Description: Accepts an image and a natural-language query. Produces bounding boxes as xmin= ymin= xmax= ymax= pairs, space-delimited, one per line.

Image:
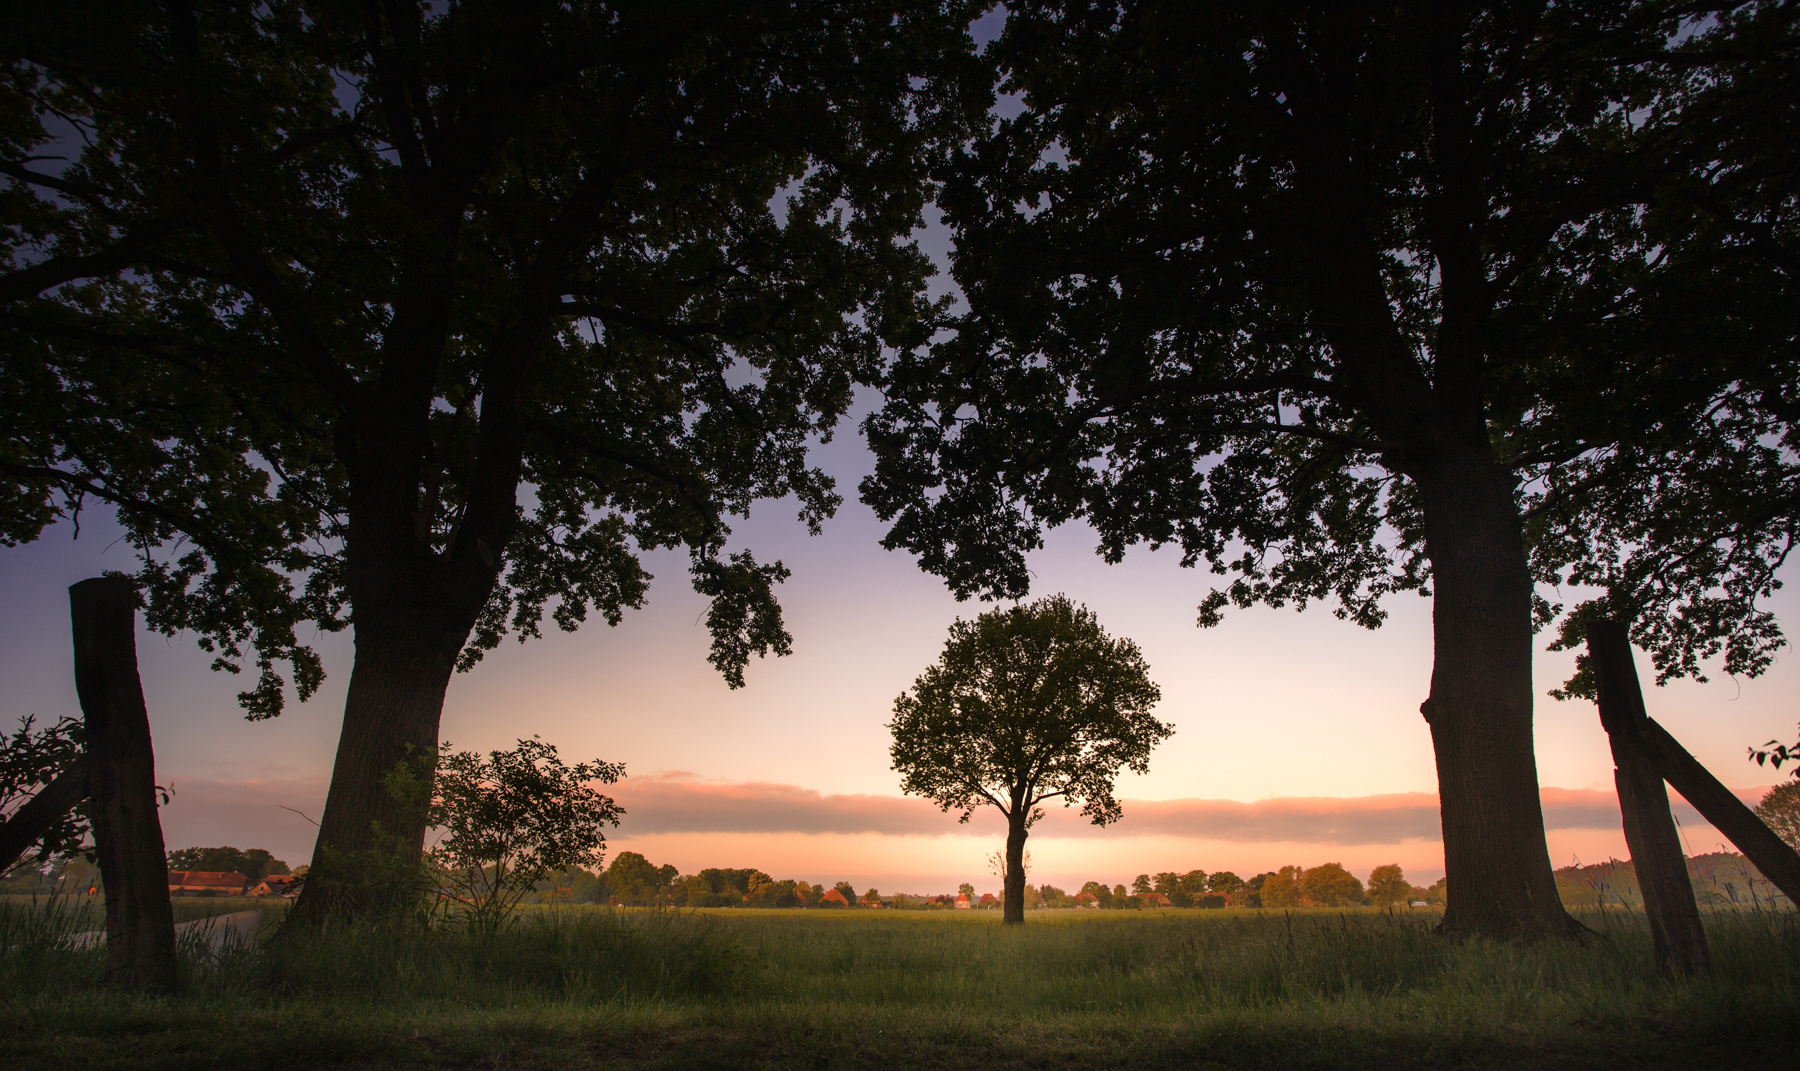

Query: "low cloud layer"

xmin=147 ymin=770 xmax=1767 ymax=864
xmin=610 ymin=773 xmax=1759 ymax=845
xmin=612 ymin=774 xmax=1764 ymax=849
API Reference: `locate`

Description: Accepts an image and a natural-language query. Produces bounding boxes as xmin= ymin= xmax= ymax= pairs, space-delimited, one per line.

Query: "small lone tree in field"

xmin=889 ymin=595 xmax=1169 ymax=925
xmin=428 ymin=738 xmax=622 ymax=932
xmin=1367 ymin=864 xmax=1412 ymax=908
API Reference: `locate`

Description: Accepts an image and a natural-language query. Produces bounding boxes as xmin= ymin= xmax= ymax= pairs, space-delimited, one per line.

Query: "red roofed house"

xmin=248 ymin=874 xmax=301 ymax=897
xmin=1141 ymin=891 xmax=1172 ymax=908
xmin=818 ymin=888 xmax=851 ymax=907
xmin=955 ymin=893 xmax=972 ymax=909
xmin=978 ymin=893 xmax=999 ymax=909
xmin=168 ymin=871 xmax=247 ymax=896
xmin=1076 ymin=892 xmax=1100 ymax=908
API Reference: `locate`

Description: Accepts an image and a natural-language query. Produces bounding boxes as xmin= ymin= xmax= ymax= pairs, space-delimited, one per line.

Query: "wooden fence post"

xmin=1640 ymin=717 xmax=1800 ymax=906
xmin=70 ymin=576 xmax=176 ymax=991
xmin=1585 ymin=619 xmax=1709 ymax=975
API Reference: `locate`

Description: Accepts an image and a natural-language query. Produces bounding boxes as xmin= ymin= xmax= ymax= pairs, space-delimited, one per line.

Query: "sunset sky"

xmin=2 ymin=414 xmax=1792 ymax=894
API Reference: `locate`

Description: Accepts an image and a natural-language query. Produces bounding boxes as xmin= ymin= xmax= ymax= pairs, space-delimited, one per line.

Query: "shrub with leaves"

xmin=428 ymin=738 xmax=623 ymax=932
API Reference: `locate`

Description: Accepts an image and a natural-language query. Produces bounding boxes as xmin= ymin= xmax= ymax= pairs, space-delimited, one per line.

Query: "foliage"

xmin=1207 ymin=871 xmax=1245 ymax=897
xmin=891 ymin=594 xmax=1167 ymax=923
xmin=1300 ymin=863 xmax=1368 ymax=908
xmin=427 ymin=738 xmax=622 ymax=932
xmin=0 ymin=715 xmax=85 ymax=876
xmin=166 ymin=846 xmax=289 ymax=884
xmin=863 ymin=0 xmax=1800 ymax=687
xmin=603 ymin=852 xmax=677 ymax=906
xmin=1260 ymin=867 xmax=1303 ymax=909
xmin=890 ymin=594 xmax=1168 ymax=828
xmin=1754 ymin=783 xmax=1800 ymax=853
xmin=1750 ymin=727 xmax=1800 ymax=779
xmin=1367 ymin=865 xmax=1411 ymax=908
xmin=860 ymin=1 xmax=1800 ymax=932
xmin=0 ymin=0 xmax=985 ymax=716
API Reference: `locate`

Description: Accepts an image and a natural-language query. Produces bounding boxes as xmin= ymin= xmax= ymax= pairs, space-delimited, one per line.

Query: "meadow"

xmin=1 ymin=899 xmax=1795 ymax=1070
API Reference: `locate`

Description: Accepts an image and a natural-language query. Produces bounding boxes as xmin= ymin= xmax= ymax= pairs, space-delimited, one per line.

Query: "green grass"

xmin=2 ymin=901 xmax=1796 ymax=1069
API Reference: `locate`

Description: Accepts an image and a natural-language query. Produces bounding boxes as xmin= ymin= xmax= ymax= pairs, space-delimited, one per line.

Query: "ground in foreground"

xmin=1 ymin=903 xmax=1794 ymax=1069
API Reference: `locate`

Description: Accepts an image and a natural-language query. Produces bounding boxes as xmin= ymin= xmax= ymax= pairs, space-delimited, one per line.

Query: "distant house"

xmin=955 ymin=893 xmax=972 ymax=909
xmin=793 ymin=886 xmax=812 ymax=905
xmin=1141 ymin=892 xmax=1172 ymax=908
xmin=818 ymin=888 xmax=851 ymax=907
xmin=977 ymin=893 xmax=998 ymax=909
xmin=168 ymin=871 xmax=248 ymax=896
xmin=248 ymin=874 xmax=301 ymax=897
xmin=1076 ymin=892 xmax=1100 ymax=908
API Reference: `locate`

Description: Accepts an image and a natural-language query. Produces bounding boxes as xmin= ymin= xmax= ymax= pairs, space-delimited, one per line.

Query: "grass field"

xmin=2 ymin=899 xmax=1796 ymax=1070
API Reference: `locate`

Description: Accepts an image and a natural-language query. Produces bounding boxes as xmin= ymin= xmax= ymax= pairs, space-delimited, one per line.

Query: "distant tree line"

xmin=506 ymin=854 xmax=1447 ymax=911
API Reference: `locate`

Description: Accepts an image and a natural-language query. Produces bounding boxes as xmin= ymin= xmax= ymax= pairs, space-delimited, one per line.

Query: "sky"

xmin=3 ymin=5 xmax=1794 ymax=896
xmin=1 ymin=417 xmax=1793 ymax=895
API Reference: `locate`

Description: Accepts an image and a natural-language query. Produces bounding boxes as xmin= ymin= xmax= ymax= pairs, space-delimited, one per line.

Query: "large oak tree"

xmin=862 ymin=1 xmax=1798 ymax=937
xmin=0 ymin=0 xmax=983 ymax=916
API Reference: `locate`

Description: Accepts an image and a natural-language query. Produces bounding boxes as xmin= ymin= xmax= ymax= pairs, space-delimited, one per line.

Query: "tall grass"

xmin=2 ymin=903 xmax=1795 ymax=1068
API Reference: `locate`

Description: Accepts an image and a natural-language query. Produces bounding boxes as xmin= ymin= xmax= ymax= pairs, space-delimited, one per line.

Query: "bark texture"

xmin=1003 ymin=818 xmax=1027 ymax=925
xmin=1415 ymin=465 xmax=1581 ymax=940
xmin=292 ymin=606 xmax=473 ymax=921
xmin=1586 ymin=619 xmax=1708 ymax=975
xmin=1641 ymin=717 xmax=1800 ymax=905
xmin=0 ymin=766 xmax=86 ymax=876
xmin=70 ymin=575 xmax=176 ymax=991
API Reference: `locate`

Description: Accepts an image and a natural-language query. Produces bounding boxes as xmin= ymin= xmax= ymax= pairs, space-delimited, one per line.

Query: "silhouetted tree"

xmin=0 ymin=1 xmax=982 ymax=918
xmin=889 ymin=595 xmax=1169 ymax=924
xmin=862 ymin=0 xmax=1799 ymax=939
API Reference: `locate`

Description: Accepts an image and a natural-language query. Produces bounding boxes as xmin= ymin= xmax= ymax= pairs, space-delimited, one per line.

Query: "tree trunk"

xmin=1415 ymin=465 xmax=1583 ymax=940
xmin=1585 ymin=619 xmax=1709 ymax=975
xmin=1640 ymin=717 xmax=1800 ymax=906
xmin=70 ymin=576 xmax=177 ymax=990
xmin=291 ymin=609 xmax=464 ymax=922
xmin=1003 ymin=816 xmax=1027 ymax=925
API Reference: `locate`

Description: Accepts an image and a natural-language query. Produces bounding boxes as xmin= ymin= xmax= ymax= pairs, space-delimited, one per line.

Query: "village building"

xmin=167 ymin=871 xmax=247 ymax=896
xmin=954 ymin=893 xmax=972 ymax=909
xmin=247 ymin=873 xmax=301 ymax=897
xmin=977 ymin=893 xmax=998 ymax=909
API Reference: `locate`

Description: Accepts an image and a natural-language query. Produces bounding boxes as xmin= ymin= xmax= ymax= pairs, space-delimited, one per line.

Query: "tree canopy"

xmin=0 ymin=0 xmax=983 ymax=913
xmin=861 ymin=0 xmax=1799 ymax=938
xmin=889 ymin=593 xmax=1169 ymax=923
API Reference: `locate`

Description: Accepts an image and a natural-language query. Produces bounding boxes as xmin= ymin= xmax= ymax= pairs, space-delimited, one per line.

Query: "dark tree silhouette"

xmin=863 ymin=0 xmax=1799 ymax=938
xmin=0 ymin=1 xmax=983 ymax=917
xmin=889 ymin=595 xmax=1169 ymax=925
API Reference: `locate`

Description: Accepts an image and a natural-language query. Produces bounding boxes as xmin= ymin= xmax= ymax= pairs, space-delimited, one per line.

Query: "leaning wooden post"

xmin=71 ymin=576 xmax=177 ymax=991
xmin=1585 ymin=619 xmax=1709 ymax=975
xmin=0 ymin=766 xmax=87 ymax=875
xmin=1640 ymin=717 xmax=1800 ymax=906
